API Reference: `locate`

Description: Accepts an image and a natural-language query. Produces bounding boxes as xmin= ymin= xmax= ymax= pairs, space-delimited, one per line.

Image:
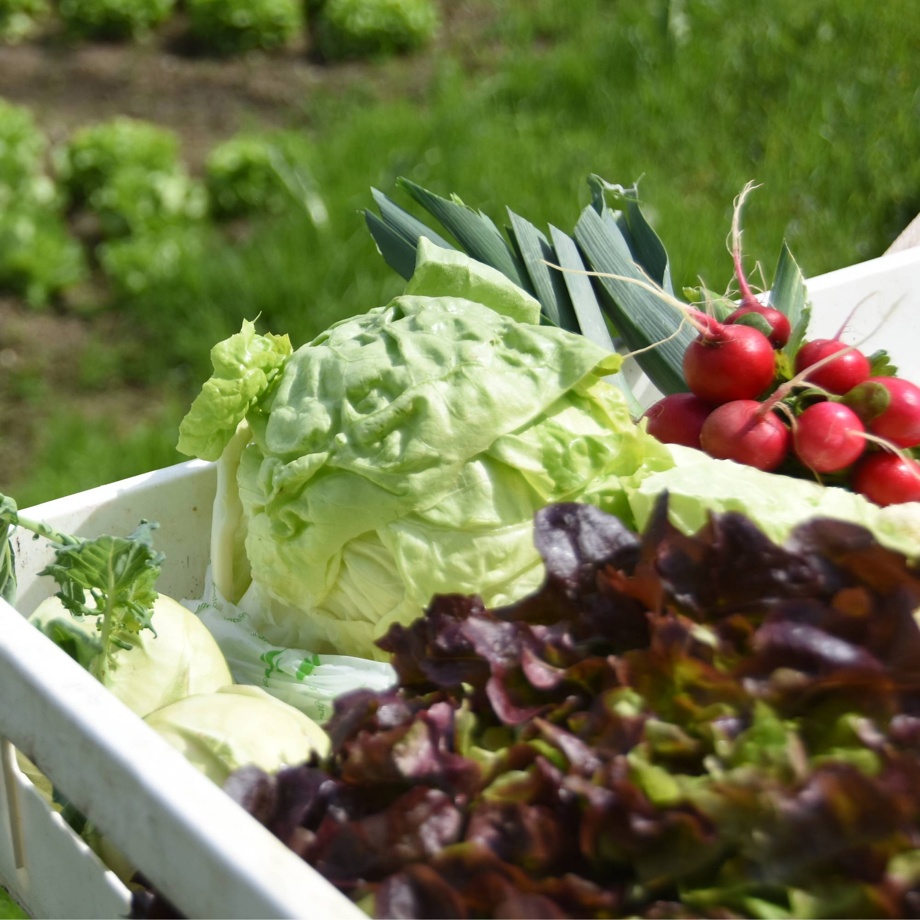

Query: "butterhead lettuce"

xmin=178 ymin=246 xmax=672 ymax=660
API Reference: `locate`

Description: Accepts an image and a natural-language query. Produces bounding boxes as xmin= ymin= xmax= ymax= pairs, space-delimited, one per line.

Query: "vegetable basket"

xmin=0 ymin=461 xmax=365 ymax=919
xmin=0 ymin=243 xmax=918 ymax=919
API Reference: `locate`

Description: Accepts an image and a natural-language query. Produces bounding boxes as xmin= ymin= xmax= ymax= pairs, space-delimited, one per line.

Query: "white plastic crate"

xmin=0 ymin=461 xmax=365 ymax=919
xmin=0 ymin=244 xmax=918 ymax=919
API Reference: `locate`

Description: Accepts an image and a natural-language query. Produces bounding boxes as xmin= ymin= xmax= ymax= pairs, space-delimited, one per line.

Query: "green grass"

xmin=0 ymin=886 xmax=27 ymax=920
xmin=5 ymin=0 xmax=920 ymax=504
xmin=8 ymin=401 xmax=187 ymax=509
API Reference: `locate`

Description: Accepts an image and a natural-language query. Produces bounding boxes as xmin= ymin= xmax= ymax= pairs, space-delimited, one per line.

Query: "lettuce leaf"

xmin=177 ymin=319 xmax=292 ymax=462
xmin=404 ymin=236 xmax=542 ymax=324
xmin=628 ymin=444 xmax=920 ymax=560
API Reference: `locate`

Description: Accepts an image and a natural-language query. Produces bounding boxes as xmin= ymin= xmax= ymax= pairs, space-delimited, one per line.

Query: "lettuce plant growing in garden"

xmin=88 ymin=166 xmax=208 ymax=238
xmin=98 ymin=224 xmax=213 ymax=298
xmin=54 ymin=117 xmax=182 ymax=209
xmin=0 ymin=0 xmax=49 ymax=44
xmin=0 ymin=207 xmax=88 ymax=307
xmin=315 ymin=0 xmax=439 ymax=60
xmin=57 ymin=0 xmax=175 ymax=39
xmin=0 ymin=100 xmax=86 ymax=306
xmin=0 ymin=98 xmax=59 ymax=211
xmin=204 ymin=135 xmax=294 ymax=220
xmin=185 ymin=0 xmax=304 ymax=55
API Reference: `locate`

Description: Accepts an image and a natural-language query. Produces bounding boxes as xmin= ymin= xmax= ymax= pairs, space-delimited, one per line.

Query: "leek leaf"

xmin=507 ymin=210 xmax=577 ymax=331
xmin=364 ymin=187 xmax=455 ymax=280
xmin=396 ymin=178 xmax=531 ymax=292
xmin=769 ymin=241 xmax=811 ymax=360
xmin=588 ymin=176 xmax=673 ymax=294
xmin=574 ymin=205 xmax=692 ymax=396
xmin=547 ymin=225 xmax=616 ymax=351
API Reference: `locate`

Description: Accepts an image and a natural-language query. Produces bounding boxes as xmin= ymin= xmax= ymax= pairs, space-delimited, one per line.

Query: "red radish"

xmin=642 ymin=392 xmax=711 ymax=449
xmin=793 ymin=338 xmax=871 ymax=394
xmin=699 ymin=399 xmax=790 ymax=471
xmin=792 ymin=401 xmax=866 ymax=473
xmin=725 ymin=303 xmax=791 ymax=349
xmin=844 ymin=376 xmax=920 ymax=449
xmin=851 ymin=452 xmax=920 ymax=506
xmin=683 ymin=321 xmax=777 ymax=405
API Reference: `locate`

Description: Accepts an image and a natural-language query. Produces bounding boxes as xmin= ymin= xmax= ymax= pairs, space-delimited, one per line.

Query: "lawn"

xmin=0 ymin=0 xmax=918 ymax=506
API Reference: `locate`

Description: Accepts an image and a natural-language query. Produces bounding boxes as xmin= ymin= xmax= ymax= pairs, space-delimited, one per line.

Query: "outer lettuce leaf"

xmin=404 ymin=236 xmax=542 ymax=324
xmin=177 ymin=319 xmax=292 ymax=462
xmin=210 ymin=421 xmax=257 ymax=603
xmin=629 ymin=444 xmax=920 ymax=560
xmin=253 ymin=296 xmax=622 ymax=497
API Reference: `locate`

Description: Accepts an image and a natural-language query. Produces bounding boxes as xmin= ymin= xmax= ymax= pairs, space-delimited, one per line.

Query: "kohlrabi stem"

xmin=0 ymin=495 xmax=82 ymax=550
xmin=0 ymin=525 xmax=15 ymax=606
xmin=93 ymin=583 xmax=118 ymax=682
xmin=1 ymin=494 xmax=81 ymax=606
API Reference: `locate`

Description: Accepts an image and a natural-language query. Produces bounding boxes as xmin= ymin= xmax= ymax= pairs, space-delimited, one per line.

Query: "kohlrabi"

xmin=29 ymin=593 xmax=232 ymax=718
xmin=1 ymin=492 xmax=232 ymax=715
xmin=144 ymin=684 xmax=330 ymax=787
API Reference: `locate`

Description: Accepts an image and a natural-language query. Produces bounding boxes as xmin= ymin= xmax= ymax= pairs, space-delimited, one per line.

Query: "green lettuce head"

xmin=178 ymin=244 xmax=672 ymax=660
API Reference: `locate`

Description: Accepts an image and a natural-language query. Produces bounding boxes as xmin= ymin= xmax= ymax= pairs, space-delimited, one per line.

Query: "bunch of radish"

xmin=642 ymin=188 xmax=920 ymax=507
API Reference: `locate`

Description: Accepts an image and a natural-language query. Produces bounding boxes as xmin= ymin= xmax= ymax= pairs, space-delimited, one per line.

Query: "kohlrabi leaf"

xmin=1 ymin=493 xmax=165 ymax=681
xmin=40 ymin=521 xmax=164 ymax=678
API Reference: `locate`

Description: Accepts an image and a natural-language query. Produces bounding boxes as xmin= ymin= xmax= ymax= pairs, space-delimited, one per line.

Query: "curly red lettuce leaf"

xmin=221 ymin=496 xmax=920 ymax=919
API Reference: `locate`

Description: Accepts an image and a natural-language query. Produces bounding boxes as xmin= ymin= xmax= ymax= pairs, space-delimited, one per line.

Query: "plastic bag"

xmin=188 ymin=571 xmax=396 ymax=724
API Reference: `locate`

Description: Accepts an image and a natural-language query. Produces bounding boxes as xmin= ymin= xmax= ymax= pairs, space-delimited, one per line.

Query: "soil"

xmin=2 ymin=27 xmax=385 ymax=166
